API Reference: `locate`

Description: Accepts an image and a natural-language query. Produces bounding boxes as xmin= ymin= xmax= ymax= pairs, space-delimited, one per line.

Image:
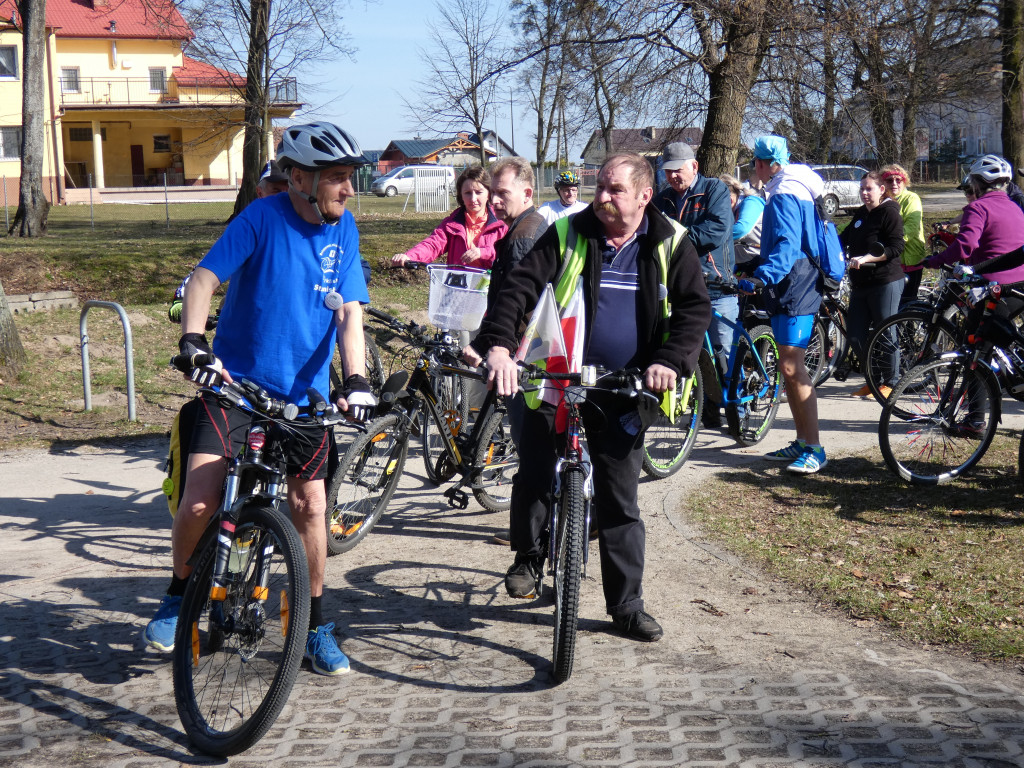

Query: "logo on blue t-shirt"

xmin=317 ymin=244 xmax=342 ymax=293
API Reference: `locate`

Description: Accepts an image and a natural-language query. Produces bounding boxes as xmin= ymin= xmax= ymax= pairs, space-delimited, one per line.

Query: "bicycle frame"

xmin=704 ymin=306 xmax=776 ymax=409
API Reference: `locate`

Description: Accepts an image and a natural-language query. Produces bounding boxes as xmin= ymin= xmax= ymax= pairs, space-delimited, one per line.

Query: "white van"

xmin=371 ymin=164 xmax=456 ymax=197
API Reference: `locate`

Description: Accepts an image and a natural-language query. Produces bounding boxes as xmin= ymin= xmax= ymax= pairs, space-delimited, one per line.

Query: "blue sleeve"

xmin=199 ymin=207 xmax=260 ymax=282
xmin=732 ymin=196 xmax=765 ymax=240
xmin=686 ymin=179 xmax=733 ymax=256
xmin=754 ymin=194 xmax=803 ymax=286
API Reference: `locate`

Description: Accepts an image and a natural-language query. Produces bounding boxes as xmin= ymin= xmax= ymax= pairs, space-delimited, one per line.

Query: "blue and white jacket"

xmin=754 ymin=164 xmax=826 ymax=317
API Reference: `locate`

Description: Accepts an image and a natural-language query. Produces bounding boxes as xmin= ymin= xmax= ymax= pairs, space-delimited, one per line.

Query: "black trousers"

xmin=509 ymin=399 xmax=647 ymax=618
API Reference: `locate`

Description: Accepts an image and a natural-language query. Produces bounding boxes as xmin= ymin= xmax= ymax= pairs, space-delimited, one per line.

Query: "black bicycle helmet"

xmin=276 ymin=122 xmax=369 ymax=171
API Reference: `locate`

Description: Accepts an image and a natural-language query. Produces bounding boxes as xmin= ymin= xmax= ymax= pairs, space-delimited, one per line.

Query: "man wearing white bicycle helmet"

xmin=925 ymin=154 xmax=1024 ymax=287
xmin=143 ymin=122 xmax=375 ymax=677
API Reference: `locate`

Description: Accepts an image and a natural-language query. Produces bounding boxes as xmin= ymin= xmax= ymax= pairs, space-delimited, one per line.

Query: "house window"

xmin=69 ymin=127 xmax=106 ymax=142
xmin=0 ymin=45 xmax=18 ymax=79
xmin=0 ymin=127 xmax=22 ymax=160
xmin=149 ymin=68 xmax=167 ymax=93
xmin=153 ymin=134 xmax=171 ymax=153
xmin=61 ymin=67 xmax=80 ymax=93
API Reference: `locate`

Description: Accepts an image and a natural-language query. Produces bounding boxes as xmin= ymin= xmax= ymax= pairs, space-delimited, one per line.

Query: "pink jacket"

xmin=931 ymin=190 xmax=1024 ymax=284
xmin=405 ymin=207 xmax=508 ymax=269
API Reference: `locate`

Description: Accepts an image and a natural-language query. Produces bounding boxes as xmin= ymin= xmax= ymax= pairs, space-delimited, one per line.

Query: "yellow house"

xmin=0 ymin=0 xmax=300 ymax=204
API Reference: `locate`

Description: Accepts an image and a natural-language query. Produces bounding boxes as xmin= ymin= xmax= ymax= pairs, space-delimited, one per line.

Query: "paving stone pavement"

xmin=1 ymin=380 xmax=1023 ymax=767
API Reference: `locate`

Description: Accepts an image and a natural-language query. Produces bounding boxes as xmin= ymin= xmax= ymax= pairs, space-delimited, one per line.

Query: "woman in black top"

xmin=840 ymin=170 xmax=905 ymax=397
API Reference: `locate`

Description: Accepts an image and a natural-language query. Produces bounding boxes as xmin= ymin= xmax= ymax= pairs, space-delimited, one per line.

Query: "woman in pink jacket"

xmin=391 ymin=165 xmax=508 ymax=269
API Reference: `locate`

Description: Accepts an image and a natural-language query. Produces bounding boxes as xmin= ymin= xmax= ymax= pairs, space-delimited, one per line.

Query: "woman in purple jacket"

xmin=391 ymin=165 xmax=507 ymax=269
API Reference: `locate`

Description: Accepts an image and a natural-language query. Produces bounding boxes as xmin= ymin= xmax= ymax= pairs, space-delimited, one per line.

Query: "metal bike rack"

xmin=80 ymin=300 xmax=137 ymax=421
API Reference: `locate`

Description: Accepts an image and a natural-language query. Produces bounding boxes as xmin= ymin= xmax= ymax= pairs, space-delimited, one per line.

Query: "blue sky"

xmin=300 ymin=0 xmax=521 ymax=157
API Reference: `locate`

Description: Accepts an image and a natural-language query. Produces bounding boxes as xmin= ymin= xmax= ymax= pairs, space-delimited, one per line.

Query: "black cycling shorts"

xmin=190 ymin=393 xmax=332 ymax=480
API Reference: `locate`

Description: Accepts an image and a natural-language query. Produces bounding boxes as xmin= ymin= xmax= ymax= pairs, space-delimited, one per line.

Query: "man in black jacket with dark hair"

xmin=471 ymin=151 xmax=710 ymax=642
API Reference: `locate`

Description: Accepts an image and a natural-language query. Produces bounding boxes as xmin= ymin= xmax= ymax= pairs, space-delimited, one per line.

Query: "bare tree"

xmin=407 ymin=0 xmax=506 ymax=165
xmin=1001 ymin=0 xmax=1024 ymax=170
xmin=179 ymin=0 xmax=352 ymax=213
xmin=7 ymin=0 xmax=49 ymax=237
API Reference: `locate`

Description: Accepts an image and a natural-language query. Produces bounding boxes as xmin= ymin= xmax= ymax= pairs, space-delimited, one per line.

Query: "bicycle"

xmin=878 ymin=279 xmax=1024 ymax=484
xmin=166 ymin=358 xmax=359 ymax=756
xmin=519 ymin=363 xmax=660 ymax=682
xmin=324 ymin=307 xmax=518 ymax=555
xmin=641 ymin=285 xmax=781 ymax=476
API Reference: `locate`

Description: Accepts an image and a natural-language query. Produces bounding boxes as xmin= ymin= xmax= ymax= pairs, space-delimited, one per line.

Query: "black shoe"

xmin=505 ymin=555 xmax=544 ymax=599
xmin=491 ymin=528 xmax=510 ymax=546
xmin=611 ymin=610 xmax=664 ymax=642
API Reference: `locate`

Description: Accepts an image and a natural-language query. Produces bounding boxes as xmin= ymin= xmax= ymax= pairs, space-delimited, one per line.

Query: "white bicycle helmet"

xmin=276 ymin=122 xmax=368 ymax=171
xmin=968 ymin=154 xmax=1012 ymax=184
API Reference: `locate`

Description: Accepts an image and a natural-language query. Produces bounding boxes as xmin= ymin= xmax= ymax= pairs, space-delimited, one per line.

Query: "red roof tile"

xmin=0 ymin=0 xmax=192 ymax=40
xmin=173 ymin=55 xmax=244 ymax=87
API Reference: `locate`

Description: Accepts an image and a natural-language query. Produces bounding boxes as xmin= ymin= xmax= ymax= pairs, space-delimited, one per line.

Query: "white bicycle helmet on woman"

xmin=968 ymin=154 xmax=1012 ymax=184
xmin=277 ymin=122 xmax=368 ymax=223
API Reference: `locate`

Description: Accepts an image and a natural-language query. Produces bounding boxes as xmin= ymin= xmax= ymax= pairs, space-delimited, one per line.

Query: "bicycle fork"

xmin=548 ymin=425 xmax=595 ymax=578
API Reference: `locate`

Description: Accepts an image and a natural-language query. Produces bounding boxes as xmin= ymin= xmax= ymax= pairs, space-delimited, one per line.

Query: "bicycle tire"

xmin=818 ymin=308 xmax=849 ymax=386
xmin=471 ymin=410 xmax=519 ymax=512
xmin=173 ymin=503 xmax=311 ymax=757
xmin=422 ymin=372 xmax=468 ymax=484
xmin=878 ymin=356 xmax=1000 ymax=485
xmin=725 ymin=324 xmax=781 ymax=446
xmin=864 ymin=310 xmax=958 ymax=409
xmin=325 ymin=412 xmax=408 ymax=556
xmin=642 ymin=366 xmax=703 ymax=478
xmin=552 ymin=467 xmax=586 ymax=684
xmin=330 ymin=330 xmax=386 ymax=397
xmin=804 ymin=317 xmax=829 ymax=387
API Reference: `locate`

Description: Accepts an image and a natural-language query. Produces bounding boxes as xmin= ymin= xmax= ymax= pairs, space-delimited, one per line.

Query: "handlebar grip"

xmin=170 ymin=352 xmax=216 ymax=373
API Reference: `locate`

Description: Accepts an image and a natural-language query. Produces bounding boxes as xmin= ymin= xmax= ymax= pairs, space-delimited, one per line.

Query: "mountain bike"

xmin=324 ymin=307 xmax=518 ymax=555
xmin=878 ymin=280 xmax=1024 ymax=484
xmin=167 ymin=358 xmax=359 ymax=756
xmin=520 ymin=363 xmax=659 ymax=683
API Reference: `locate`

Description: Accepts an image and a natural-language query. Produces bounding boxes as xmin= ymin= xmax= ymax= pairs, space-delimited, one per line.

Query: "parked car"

xmin=371 ymin=164 xmax=456 ymax=197
xmin=811 ymin=164 xmax=870 ymax=217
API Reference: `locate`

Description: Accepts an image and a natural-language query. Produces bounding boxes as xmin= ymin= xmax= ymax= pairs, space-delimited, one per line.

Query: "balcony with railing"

xmin=58 ymin=77 xmax=299 ymax=109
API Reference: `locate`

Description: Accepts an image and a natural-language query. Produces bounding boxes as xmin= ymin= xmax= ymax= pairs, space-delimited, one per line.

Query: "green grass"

xmin=689 ymin=438 xmax=1024 ymax=661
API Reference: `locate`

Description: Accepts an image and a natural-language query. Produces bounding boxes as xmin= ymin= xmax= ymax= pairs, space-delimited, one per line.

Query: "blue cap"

xmin=752 ymin=136 xmax=790 ymax=166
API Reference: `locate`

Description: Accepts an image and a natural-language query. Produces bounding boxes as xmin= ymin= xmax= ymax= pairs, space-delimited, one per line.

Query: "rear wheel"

xmin=864 ymin=311 xmax=958 ymax=411
xmin=325 ymin=413 xmax=408 ymax=556
xmin=725 ymin=325 xmax=781 ymax=446
xmin=878 ymin=357 xmax=1000 ymax=485
xmin=471 ymin=410 xmax=519 ymax=512
xmin=173 ymin=504 xmax=310 ymax=757
xmin=642 ymin=367 xmax=703 ymax=478
xmin=818 ymin=308 xmax=849 ymax=386
xmin=551 ymin=468 xmax=586 ymax=684
xmin=804 ymin=318 xmax=829 ymax=386
xmin=422 ymin=373 xmax=468 ymax=484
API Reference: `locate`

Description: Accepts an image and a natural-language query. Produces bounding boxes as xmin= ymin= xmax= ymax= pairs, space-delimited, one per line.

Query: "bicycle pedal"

xmin=444 ymin=487 xmax=470 ymax=509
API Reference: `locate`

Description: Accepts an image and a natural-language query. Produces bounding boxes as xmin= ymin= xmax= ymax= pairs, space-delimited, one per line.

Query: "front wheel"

xmin=471 ymin=410 xmax=519 ymax=512
xmin=173 ymin=504 xmax=311 ymax=757
xmin=552 ymin=468 xmax=586 ymax=684
xmin=821 ymin=194 xmax=839 ymax=217
xmin=422 ymin=372 xmax=468 ymax=485
xmin=325 ymin=412 xmax=409 ymax=556
xmin=878 ymin=357 xmax=1000 ymax=485
xmin=642 ymin=366 xmax=703 ymax=478
xmin=864 ymin=311 xmax=958 ymax=411
xmin=725 ymin=324 xmax=781 ymax=446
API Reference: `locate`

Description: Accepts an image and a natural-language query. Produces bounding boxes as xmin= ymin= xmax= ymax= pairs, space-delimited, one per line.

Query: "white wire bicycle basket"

xmin=427 ymin=265 xmax=490 ymax=331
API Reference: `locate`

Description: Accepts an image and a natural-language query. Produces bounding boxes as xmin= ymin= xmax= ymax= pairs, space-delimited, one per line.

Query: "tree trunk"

xmin=0 ymin=280 xmax=26 ymax=380
xmin=697 ymin=4 xmax=769 ymax=176
xmin=11 ymin=0 xmax=50 ymax=237
xmin=231 ymin=0 xmax=270 ymax=219
xmin=1001 ymin=0 xmax=1024 ymax=171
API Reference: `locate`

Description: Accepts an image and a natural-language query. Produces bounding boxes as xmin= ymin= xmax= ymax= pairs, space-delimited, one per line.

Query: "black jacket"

xmin=840 ymin=199 xmax=905 ymax=287
xmin=471 ymin=203 xmax=711 ymax=377
xmin=486 ymin=205 xmax=547 ymax=311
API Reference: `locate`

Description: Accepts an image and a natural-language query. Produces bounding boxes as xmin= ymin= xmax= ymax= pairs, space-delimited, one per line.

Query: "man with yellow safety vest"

xmin=471 ymin=152 xmax=711 ymax=642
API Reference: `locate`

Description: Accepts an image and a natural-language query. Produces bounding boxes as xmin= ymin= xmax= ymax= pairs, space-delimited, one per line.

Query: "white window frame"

xmin=0 ymin=45 xmax=18 ymax=79
xmin=61 ymin=67 xmax=80 ymax=93
xmin=0 ymin=127 xmax=22 ymax=160
xmin=149 ymin=68 xmax=167 ymax=93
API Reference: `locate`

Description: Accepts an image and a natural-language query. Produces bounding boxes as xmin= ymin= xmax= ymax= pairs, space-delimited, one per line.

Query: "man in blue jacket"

xmin=654 ymin=142 xmax=734 ymax=427
xmin=740 ymin=135 xmax=828 ymax=474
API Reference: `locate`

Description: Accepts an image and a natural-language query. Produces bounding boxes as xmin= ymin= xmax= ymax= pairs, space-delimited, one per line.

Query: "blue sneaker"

xmin=764 ymin=439 xmax=807 ymax=461
xmin=143 ymin=594 xmax=182 ymax=651
xmin=305 ymin=623 xmax=350 ymax=676
xmin=786 ymin=446 xmax=827 ymax=475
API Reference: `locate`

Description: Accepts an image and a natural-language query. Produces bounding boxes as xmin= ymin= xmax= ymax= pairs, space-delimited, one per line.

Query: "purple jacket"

xmin=930 ymin=190 xmax=1024 ymax=283
xmin=405 ymin=207 xmax=508 ymax=268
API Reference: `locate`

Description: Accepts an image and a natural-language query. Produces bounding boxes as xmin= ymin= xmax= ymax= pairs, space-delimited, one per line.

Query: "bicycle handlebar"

xmin=517 ymin=363 xmax=659 ymax=404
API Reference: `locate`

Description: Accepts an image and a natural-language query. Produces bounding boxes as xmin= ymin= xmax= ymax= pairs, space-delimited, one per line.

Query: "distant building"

xmin=580 ymin=126 xmax=703 ymax=167
xmin=0 ymin=0 xmax=301 ymax=203
xmin=377 ymin=129 xmax=517 ymax=173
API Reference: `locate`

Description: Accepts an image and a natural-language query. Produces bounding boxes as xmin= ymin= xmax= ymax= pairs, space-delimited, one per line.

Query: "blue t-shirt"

xmin=585 ymin=220 xmax=643 ymax=370
xmin=199 ymin=193 xmax=370 ymax=403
